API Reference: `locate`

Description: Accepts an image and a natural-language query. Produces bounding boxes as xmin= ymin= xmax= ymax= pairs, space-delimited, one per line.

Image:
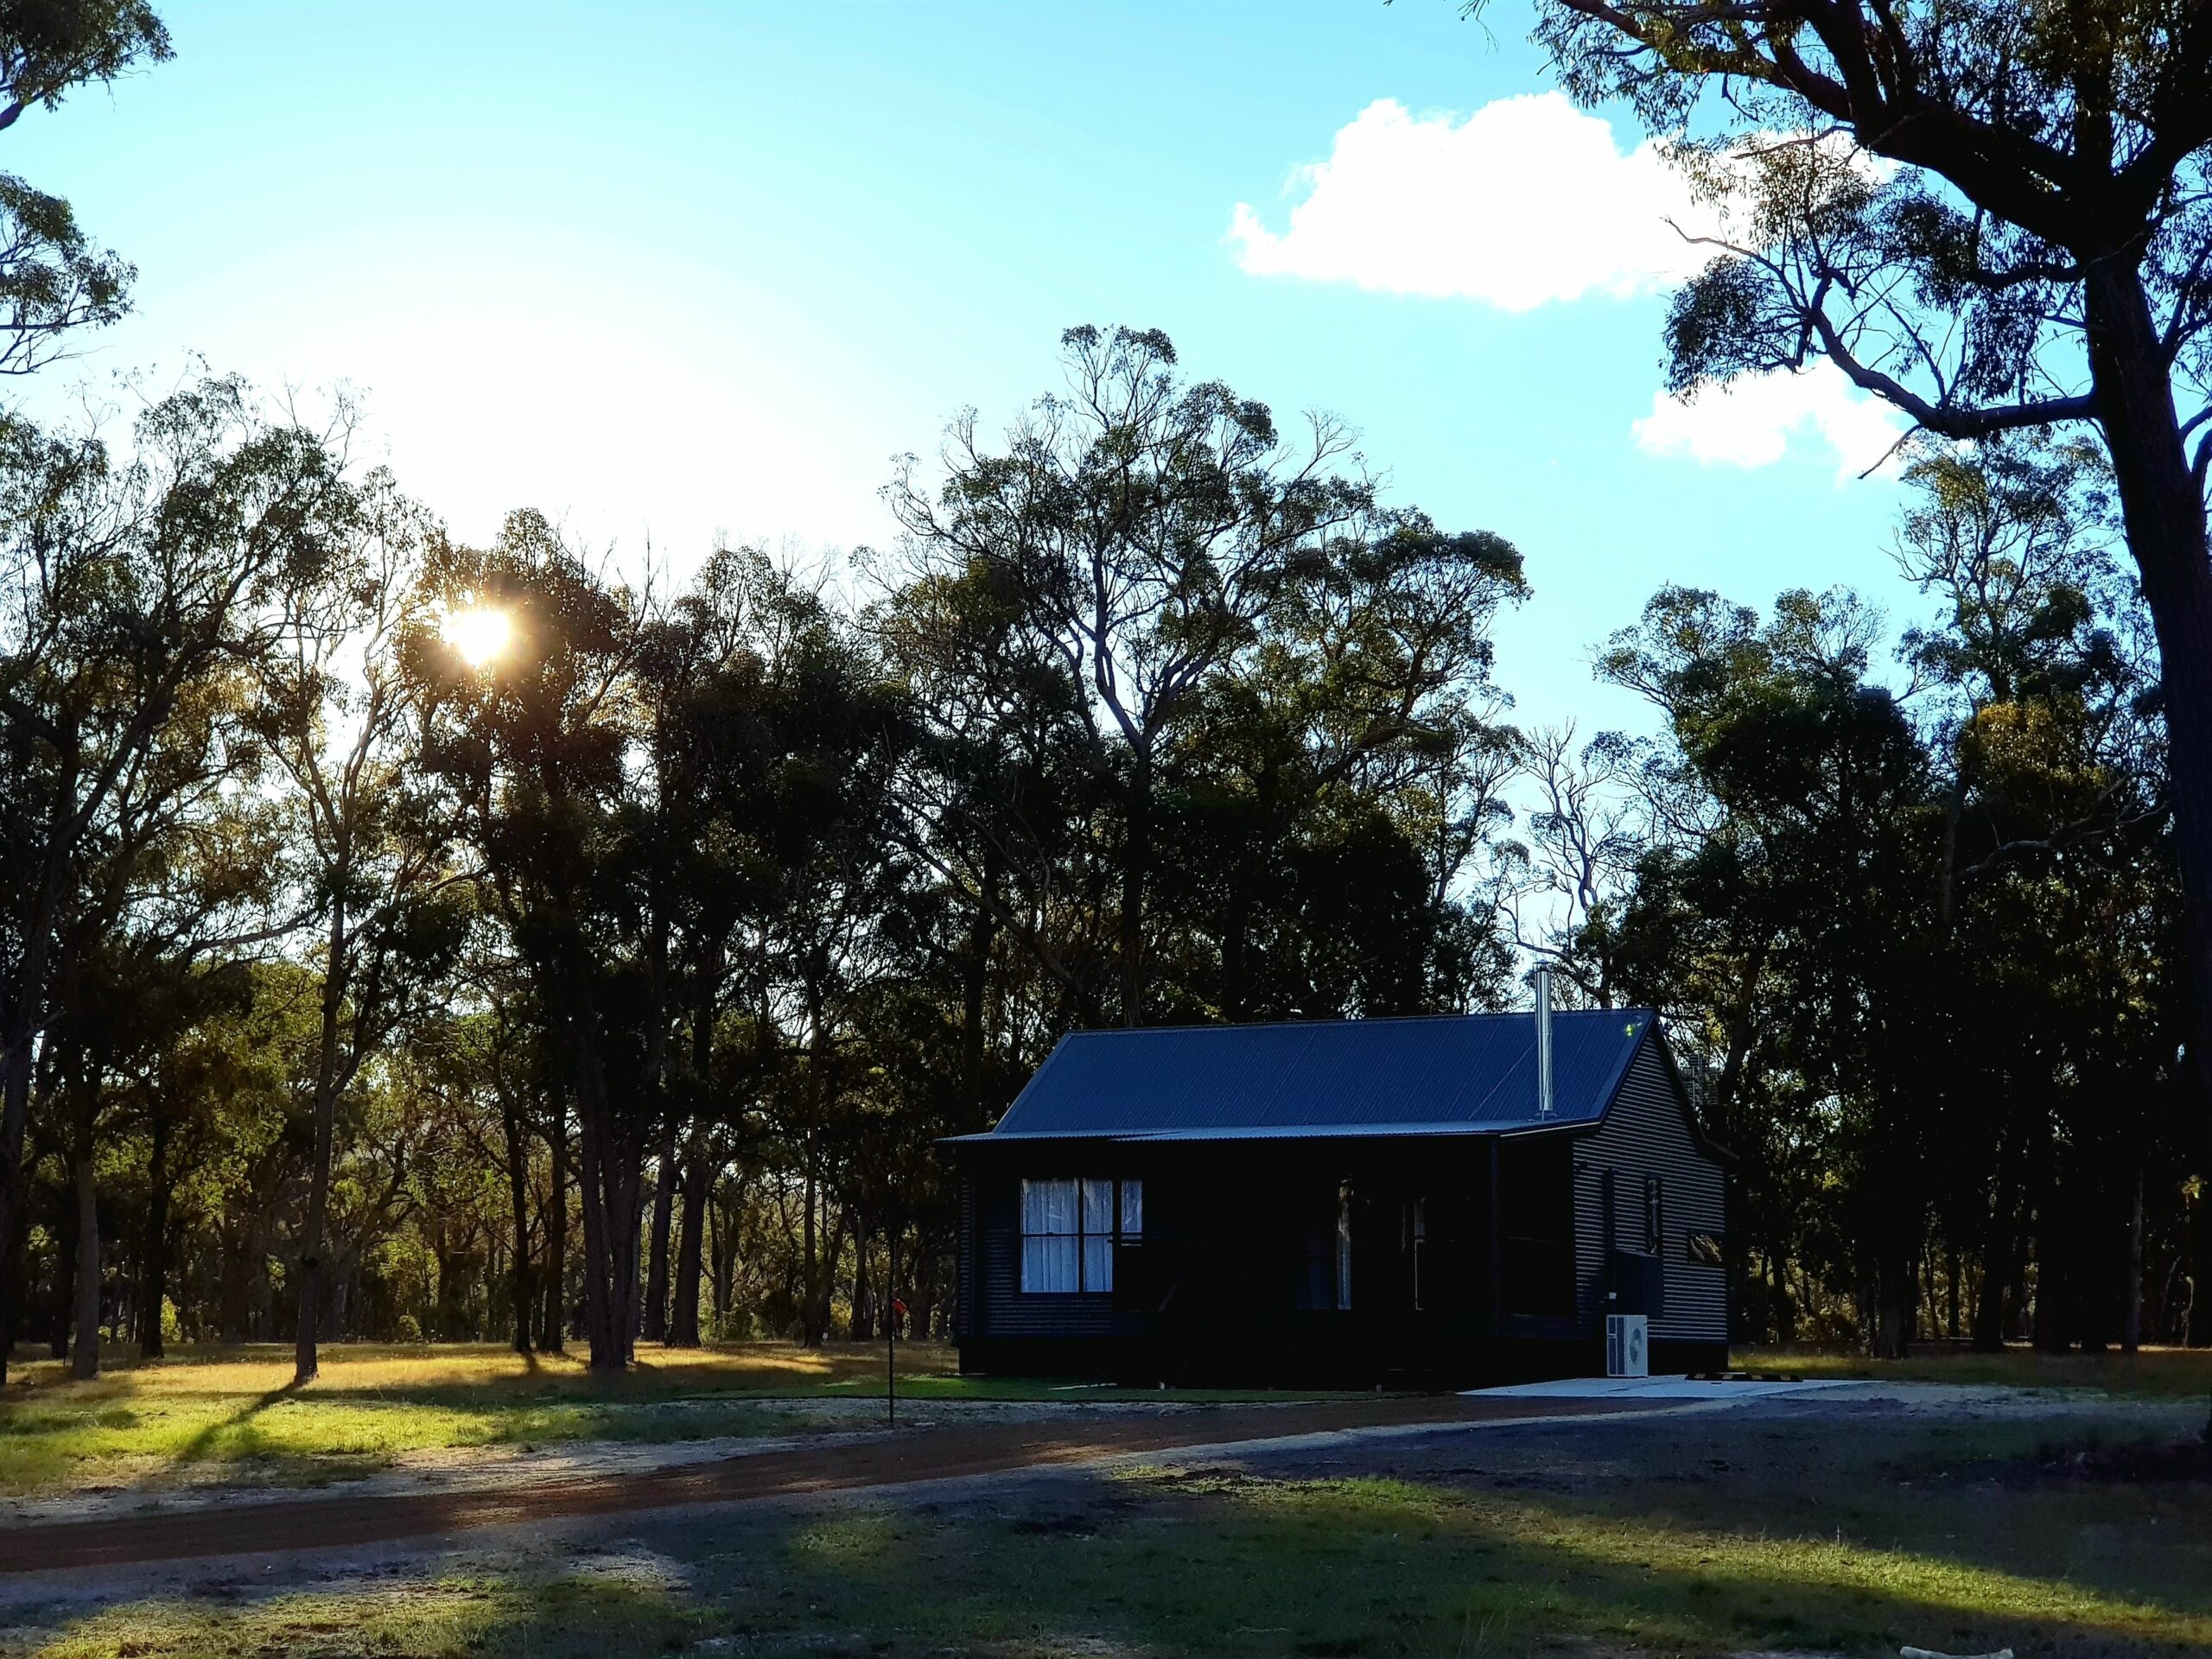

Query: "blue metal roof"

xmin=950 ymin=1009 xmax=1656 ymax=1144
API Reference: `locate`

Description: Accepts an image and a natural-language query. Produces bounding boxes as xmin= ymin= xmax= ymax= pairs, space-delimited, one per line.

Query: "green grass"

xmin=0 ymin=1340 xmax=1336 ymax=1497
xmin=13 ymin=1402 xmax=2209 ymax=1658
xmin=1739 ymin=1342 xmax=2212 ymax=1397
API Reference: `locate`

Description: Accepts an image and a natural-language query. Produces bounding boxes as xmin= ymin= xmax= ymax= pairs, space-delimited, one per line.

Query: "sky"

xmin=9 ymin=0 xmax=1923 ymax=739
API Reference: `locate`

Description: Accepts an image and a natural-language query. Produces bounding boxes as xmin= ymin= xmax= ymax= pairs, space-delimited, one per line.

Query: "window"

xmin=1687 ymin=1230 xmax=1724 ymax=1268
xmin=1294 ymin=1179 xmax=1355 ymax=1311
xmin=1020 ymin=1177 xmax=1141 ymax=1293
xmin=1643 ymin=1175 xmax=1663 ymax=1255
xmin=1335 ymin=1179 xmax=1353 ymax=1310
xmin=1409 ymin=1197 xmax=1427 ymax=1312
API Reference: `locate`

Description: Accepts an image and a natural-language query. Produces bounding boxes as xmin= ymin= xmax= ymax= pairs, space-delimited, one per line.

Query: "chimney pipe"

xmin=1534 ymin=963 xmax=1554 ymax=1120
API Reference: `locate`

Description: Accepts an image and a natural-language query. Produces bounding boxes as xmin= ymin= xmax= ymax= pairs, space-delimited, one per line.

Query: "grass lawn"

xmin=1741 ymin=1342 xmax=2212 ymax=1398
xmin=13 ymin=1395 xmax=2209 ymax=1658
xmin=0 ymin=1341 xmax=1327 ymax=1497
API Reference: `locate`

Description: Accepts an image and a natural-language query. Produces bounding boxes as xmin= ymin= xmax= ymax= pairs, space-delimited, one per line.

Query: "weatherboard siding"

xmin=970 ymin=1173 xmax=1132 ymax=1340
xmin=1571 ymin=1038 xmax=1727 ymax=1344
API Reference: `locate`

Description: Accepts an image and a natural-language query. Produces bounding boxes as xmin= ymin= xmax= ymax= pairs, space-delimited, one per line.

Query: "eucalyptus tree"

xmin=1484 ymin=0 xmax=2212 ymax=1095
xmin=888 ymin=325 xmax=1382 ymax=1024
xmin=1153 ymin=518 xmax=1527 ymax=1019
xmin=1891 ymin=442 xmax=2177 ymax=1350
xmin=0 ymin=2 xmax=169 ymax=379
xmin=1600 ymin=585 xmax=1942 ymax=1352
xmin=404 ymin=512 xmax=654 ymax=1370
xmin=0 ymin=381 xmax=354 ymax=1378
xmin=258 ymin=468 xmax=467 ymax=1383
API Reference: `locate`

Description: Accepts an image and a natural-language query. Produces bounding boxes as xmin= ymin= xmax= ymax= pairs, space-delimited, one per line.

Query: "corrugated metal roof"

xmin=950 ymin=1009 xmax=1655 ymax=1144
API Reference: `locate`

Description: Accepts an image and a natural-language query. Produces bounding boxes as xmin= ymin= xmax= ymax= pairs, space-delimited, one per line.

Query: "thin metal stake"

xmin=875 ymin=1221 xmax=885 ymax=1433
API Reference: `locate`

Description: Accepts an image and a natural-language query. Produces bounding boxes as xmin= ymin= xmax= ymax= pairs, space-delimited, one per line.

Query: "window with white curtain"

xmin=1020 ymin=1177 xmax=1141 ymax=1293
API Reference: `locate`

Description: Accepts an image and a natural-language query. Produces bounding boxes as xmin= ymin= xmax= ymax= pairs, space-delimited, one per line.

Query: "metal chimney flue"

xmin=1534 ymin=963 xmax=1554 ymax=1120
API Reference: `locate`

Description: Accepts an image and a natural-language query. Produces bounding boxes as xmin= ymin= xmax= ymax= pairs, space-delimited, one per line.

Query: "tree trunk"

xmin=643 ymin=1120 xmax=677 ymax=1344
xmin=2126 ymin=1165 xmax=2145 ymax=1357
xmin=500 ymin=1096 xmax=533 ymax=1356
xmin=669 ymin=1139 xmax=709 ymax=1347
xmin=219 ymin=1205 xmax=252 ymax=1345
xmin=617 ymin=1133 xmax=644 ymax=1363
xmin=710 ymin=1173 xmax=740 ymax=1339
xmin=48 ymin=1173 xmax=77 ymax=1358
xmin=2085 ymin=265 xmax=2212 ymax=1123
xmin=801 ymin=1154 xmax=821 ymax=1346
xmin=1118 ymin=751 xmax=1153 ymax=1026
xmin=71 ymin=1143 xmax=99 ymax=1380
xmin=575 ymin=1060 xmax=622 ymax=1370
xmin=296 ymin=906 xmax=349 ymax=1385
xmin=541 ymin=1102 xmax=568 ymax=1352
xmin=850 ymin=1214 xmax=874 ymax=1344
xmin=139 ymin=1113 xmax=171 ymax=1358
xmin=959 ymin=851 xmax=1000 ymax=1096
xmin=1973 ymin=1158 xmax=2017 ymax=1351
xmin=0 ymin=810 xmax=73 ymax=1390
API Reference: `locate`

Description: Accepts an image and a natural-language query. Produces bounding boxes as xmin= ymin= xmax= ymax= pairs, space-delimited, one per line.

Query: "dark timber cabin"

xmin=944 ymin=992 xmax=1729 ymax=1385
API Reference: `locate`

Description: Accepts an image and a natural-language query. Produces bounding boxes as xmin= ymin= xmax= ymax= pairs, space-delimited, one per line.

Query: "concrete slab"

xmin=1465 ymin=1375 xmax=1862 ymax=1401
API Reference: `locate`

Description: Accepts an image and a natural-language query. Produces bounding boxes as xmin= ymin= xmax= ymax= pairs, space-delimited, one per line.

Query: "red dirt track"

xmin=1 ymin=1395 xmax=1666 ymax=1574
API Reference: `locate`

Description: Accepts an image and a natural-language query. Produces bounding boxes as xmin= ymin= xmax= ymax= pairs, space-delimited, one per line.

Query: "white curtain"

xmin=1020 ymin=1179 xmax=1078 ymax=1292
xmin=1081 ymin=1179 xmax=1115 ymax=1291
xmin=1118 ymin=1179 xmax=1143 ymax=1238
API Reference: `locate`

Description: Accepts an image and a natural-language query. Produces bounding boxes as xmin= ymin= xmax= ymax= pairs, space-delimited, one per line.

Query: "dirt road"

xmin=0 ymin=1394 xmax=1667 ymax=1574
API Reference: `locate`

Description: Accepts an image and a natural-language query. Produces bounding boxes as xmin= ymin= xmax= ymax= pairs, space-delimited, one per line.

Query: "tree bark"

xmin=1118 ymin=751 xmax=1153 ymax=1026
xmin=2126 ymin=1165 xmax=2145 ymax=1356
xmin=0 ymin=787 xmax=75 ymax=1389
xmin=500 ymin=1095 xmax=533 ymax=1355
xmin=849 ymin=1214 xmax=874 ymax=1344
xmin=801 ymin=1153 xmax=821 ymax=1346
xmin=575 ymin=1056 xmax=621 ymax=1370
xmin=643 ymin=1120 xmax=677 ymax=1344
xmin=71 ymin=1142 xmax=99 ymax=1380
xmin=669 ymin=1138 xmax=709 ymax=1347
xmin=295 ymin=903 xmax=349 ymax=1385
xmin=540 ymin=1102 xmax=568 ymax=1353
xmin=138 ymin=1113 xmax=171 ymax=1358
xmin=2083 ymin=265 xmax=2212 ymax=1110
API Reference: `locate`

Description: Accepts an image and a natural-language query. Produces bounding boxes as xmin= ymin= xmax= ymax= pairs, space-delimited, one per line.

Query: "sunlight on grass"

xmin=1090 ymin=1465 xmax=2212 ymax=1654
xmin=19 ymin=1440 xmax=2211 ymax=1658
xmin=0 ymin=1341 xmax=958 ymax=1497
xmin=27 ymin=1572 xmax=702 ymax=1659
xmin=0 ymin=1341 xmax=1324 ymax=1497
xmin=1738 ymin=1344 xmax=2212 ymax=1396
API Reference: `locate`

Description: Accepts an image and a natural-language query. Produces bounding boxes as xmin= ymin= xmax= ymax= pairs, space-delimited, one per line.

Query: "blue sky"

xmin=10 ymin=0 xmax=1918 ymax=739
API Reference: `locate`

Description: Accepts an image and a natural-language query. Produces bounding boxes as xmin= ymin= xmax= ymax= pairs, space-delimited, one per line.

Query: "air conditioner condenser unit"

xmin=1605 ymin=1313 xmax=1649 ymax=1378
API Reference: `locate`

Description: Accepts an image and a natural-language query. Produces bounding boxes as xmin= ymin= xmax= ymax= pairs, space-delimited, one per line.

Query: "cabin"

xmin=943 ymin=995 xmax=1730 ymax=1385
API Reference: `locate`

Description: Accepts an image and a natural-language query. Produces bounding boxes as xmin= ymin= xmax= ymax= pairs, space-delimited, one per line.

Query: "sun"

xmin=440 ymin=603 xmax=513 ymax=669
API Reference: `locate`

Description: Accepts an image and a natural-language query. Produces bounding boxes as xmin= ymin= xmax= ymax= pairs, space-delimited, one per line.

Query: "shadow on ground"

xmin=12 ymin=1395 xmax=2210 ymax=1659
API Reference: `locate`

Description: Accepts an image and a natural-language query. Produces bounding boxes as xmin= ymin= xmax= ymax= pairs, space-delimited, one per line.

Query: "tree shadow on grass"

xmin=170 ymin=1378 xmax=306 ymax=1469
xmin=647 ymin=1462 xmax=2212 ymax=1659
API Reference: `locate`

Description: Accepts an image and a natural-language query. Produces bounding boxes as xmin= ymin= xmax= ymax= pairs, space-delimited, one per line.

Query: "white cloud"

xmin=1227 ymin=93 xmax=1722 ymax=312
xmin=1631 ymin=365 xmax=1909 ymax=482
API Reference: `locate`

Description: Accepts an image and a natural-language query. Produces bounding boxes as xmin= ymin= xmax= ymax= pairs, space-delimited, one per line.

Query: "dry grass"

xmin=1740 ymin=1342 xmax=2212 ymax=1397
xmin=0 ymin=1340 xmax=964 ymax=1496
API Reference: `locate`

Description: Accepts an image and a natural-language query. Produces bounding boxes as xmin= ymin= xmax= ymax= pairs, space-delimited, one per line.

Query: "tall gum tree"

xmin=1481 ymin=0 xmax=2212 ymax=1101
xmin=259 ymin=469 xmax=464 ymax=1383
xmin=0 ymin=382 xmax=350 ymax=1380
xmin=888 ymin=325 xmax=1382 ymax=1026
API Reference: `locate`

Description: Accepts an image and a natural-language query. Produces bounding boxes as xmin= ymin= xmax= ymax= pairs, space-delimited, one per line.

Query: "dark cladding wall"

xmin=1569 ymin=1038 xmax=1728 ymax=1344
xmin=963 ymin=1166 xmax=1141 ymax=1342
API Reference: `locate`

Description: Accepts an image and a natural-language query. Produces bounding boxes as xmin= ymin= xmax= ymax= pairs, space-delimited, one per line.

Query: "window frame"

xmin=1018 ymin=1175 xmax=1143 ymax=1294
